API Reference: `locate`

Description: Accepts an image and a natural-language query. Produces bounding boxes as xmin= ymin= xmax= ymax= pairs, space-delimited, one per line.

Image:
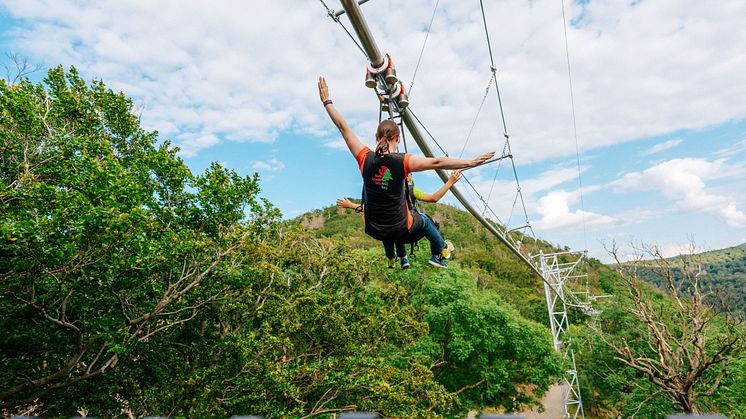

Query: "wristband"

xmin=323 ymin=99 xmax=333 ymax=106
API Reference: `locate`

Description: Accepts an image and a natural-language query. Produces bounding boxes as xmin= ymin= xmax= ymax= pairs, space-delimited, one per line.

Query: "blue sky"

xmin=1 ymin=0 xmax=745 ymax=261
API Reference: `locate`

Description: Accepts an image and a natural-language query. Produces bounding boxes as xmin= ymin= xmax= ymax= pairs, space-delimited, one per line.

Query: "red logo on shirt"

xmin=372 ymin=166 xmax=393 ymax=190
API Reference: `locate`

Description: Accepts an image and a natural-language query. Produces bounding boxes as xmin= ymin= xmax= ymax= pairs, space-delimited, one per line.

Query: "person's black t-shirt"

xmin=356 ymin=147 xmax=422 ymax=241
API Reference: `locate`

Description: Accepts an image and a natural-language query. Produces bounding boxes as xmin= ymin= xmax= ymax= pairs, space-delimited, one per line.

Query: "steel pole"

xmin=339 ymin=0 xmax=384 ymax=67
xmin=334 ymin=0 xmax=371 ymax=18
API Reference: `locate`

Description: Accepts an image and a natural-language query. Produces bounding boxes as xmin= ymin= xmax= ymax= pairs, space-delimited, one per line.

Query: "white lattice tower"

xmin=538 ymin=251 xmax=586 ymax=419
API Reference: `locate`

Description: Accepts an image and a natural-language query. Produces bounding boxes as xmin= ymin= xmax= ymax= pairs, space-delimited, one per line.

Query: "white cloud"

xmin=714 ymin=139 xmax=746 ymax=158
xmin=1 ymin=0 xmax=745 ymax=162
xmin=1 ymin=0 xmax=350 ymax=155
xmin=176 ymin=132 xmax=220 ymax=157
xmin=522 ymin=165 xmax=583 ymax=195
xmin=532 ymin=189 xmax=615 ymax=231
xmin=613 ymin=158 xmax=746 ymax=228
xmin=251 ymin=157 xmax=285 ymax=173
xmin=322 ymin=138 xmax=350 ymax=151
xmin=645 ymin=138 xmax=682 ymax=155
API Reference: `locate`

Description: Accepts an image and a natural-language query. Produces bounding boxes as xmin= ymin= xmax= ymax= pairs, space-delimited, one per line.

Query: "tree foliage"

xmin=640 ymin=244 xmax=746 ymax=315
xmin=1 ymin=67 xmax=562 ymax=417
xmin=416 ymin=270 xmax=561 ymax=411
xmin=0 ymin=66 xmax=277 ymax=412
xmin=577 ymin=243 xmax=746 ymax=416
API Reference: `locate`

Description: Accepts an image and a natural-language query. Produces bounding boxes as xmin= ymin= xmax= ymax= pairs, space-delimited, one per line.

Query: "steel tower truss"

xmin=538 ymin=251 xmax=587 ymax=419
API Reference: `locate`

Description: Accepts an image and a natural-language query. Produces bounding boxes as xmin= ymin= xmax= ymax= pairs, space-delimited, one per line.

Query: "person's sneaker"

xmin=442 ymin=240 xmax=455 ymax=259
xmin=400 ymin=256 xmax=410 ymax=270
xmin=387 ymin=257 xmax=396 ymax=269
xmin=428 ymin=254 xmax=448 ymax=269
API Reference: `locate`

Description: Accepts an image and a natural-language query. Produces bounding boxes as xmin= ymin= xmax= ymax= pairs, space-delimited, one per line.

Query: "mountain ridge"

xmin=633 ymin=243 xmax=746 ymax=314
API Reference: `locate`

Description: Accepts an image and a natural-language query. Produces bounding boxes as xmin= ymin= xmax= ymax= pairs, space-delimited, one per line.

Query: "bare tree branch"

xmin=2 ymin=52 xmax=42 ymax=84
xmin=597 ymin=240 xmax=746 ymax=413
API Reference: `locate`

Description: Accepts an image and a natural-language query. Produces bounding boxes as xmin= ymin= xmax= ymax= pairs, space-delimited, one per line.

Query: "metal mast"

xmin=538 ymin=251 xmax=587 ymax=419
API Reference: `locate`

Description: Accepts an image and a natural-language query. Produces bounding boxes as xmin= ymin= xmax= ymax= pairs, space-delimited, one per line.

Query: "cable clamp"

xmin=490 ymin=65 xmax=497 ymax=73
xmin=367 ymin=54 xmax=390 ymax=74
xmin=387 ymin=81 xmax=402 ymax=99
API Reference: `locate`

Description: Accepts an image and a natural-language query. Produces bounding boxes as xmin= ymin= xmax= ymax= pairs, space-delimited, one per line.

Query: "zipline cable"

xmin=459 ymin=73 xmax=494 ymax=159
xmin=560 ymin=0 xmax=588 ymax=250
xmin=318 ymin=0 xmax=369 ymax=59
xmin=408 ymin=0 xmax=440 ymax=99
xmin=478 ymin=1 xmax=508 ymax=136
xmin=407 ymin=108 xmax=449 ymax=156
xmin=478 ymin=0 xmax=536 ymax=252
xmin=483 ymin=138 xmax=510 ymax=215
xmin=479 ymin=0 xmax=496 ymax=71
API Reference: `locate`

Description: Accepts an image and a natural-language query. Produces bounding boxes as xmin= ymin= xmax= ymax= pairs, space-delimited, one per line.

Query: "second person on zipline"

xmin=337 ymin=169 xmax=462 ymax=269
xmin=319 ymin=76 xmax=495 ymax=268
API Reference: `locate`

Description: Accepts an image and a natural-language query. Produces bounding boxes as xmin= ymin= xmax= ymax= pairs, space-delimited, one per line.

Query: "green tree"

xmin=586 ymin=243 xmax=746 ymax=415
xmin=413 ymin=270 xmax=562 ymax=412
xmin=0 ymin=66 xmax=278 ymax=412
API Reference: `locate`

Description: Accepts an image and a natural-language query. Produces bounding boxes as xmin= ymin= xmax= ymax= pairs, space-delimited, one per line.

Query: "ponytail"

xmin=375 ymin=139 xmax=389 ymax=156
xmin=374 ymin=119 xmax=400 ymax=157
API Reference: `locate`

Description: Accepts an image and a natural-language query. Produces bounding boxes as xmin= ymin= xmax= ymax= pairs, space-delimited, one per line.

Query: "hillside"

xmin=689 ymin=244 xmax=746 ymax=313
xmin=297 ymin=203 xmax=746 ymax=418
xmin=294 ymin=201 xmax=610 ymax=325
xmin=636 ymin=244 xmax=746 ymax=315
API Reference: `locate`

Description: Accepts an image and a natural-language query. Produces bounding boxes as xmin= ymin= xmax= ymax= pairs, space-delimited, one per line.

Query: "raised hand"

xmin=470 ymin=151 xmax=496 ymax=167
xmin=448 ymin=170 xmax=462 ymax=184
xmin=318 ymin=76 xmax=330 ymax=103
xmin=336 ymin=197 xmax=356 ymax=210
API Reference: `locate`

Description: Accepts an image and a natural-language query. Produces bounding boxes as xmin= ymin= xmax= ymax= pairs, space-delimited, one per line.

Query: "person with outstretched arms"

xmin=319 ymin=76 xmax=494 ymax=268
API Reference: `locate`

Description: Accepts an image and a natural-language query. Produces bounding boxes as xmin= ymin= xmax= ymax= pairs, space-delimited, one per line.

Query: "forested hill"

xmin=692 ymin=244 xmax=746 ymax=313
xmin=293 ymin=200 xmax=611 ymax=325
xmin=636 ymin=243 xmax=746 ymax=314
xmin=296 ymin=204 xmax=746 ymax=418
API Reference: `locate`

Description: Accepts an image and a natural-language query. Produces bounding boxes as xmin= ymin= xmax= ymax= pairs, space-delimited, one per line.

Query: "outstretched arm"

xmin=420 ymin=170 xmax=462 ymax=203
xmin=319 ymin=76 xmax=366 ymax=157
xmin=409 ymin=151 xmax=495 ymax=172
xmin=336 ymin=197 xmax=362 ymax=211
